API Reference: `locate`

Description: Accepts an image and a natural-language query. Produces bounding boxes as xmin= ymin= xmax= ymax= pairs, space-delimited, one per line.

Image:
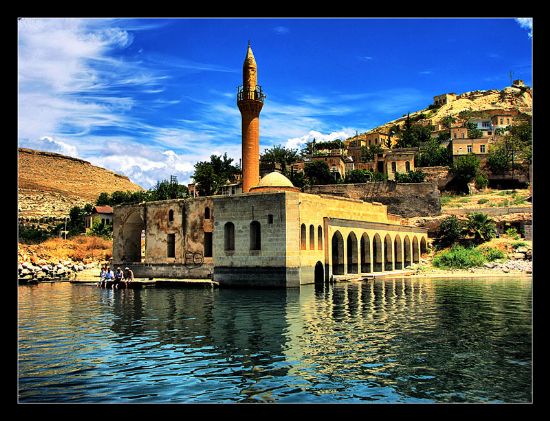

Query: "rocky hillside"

xmin=349 ymin=82 xmax=532 ymax=139
xmin=18 ymin=148 xmax=144 ymax=221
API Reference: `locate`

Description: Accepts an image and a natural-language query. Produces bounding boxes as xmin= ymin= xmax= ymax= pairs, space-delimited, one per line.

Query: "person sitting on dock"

xmin=112 ymin=267 xmax=123 ymax=289
xmin=104 ymin=267 xmax=114 ymax=288
xmin=122 ymin=267 xmax=134 ymax=288
xmin=98 ymin=265 xmax=107 ymax=288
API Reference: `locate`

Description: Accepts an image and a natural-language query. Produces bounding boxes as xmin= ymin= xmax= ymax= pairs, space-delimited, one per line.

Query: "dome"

xmin=256 ymin=171 xmax=294 ymax=188
xmin=249 ymin=171 xmax=300 ymax=193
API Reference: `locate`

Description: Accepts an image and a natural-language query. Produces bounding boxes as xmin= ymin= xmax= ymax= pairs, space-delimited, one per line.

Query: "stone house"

xmin=84 ymin=205 xmax=113 ymax=233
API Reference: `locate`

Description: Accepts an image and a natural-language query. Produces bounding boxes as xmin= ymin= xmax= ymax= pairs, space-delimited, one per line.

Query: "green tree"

xmin=96 ymin=192 xmax=111 ymax=205
xmin=416 ymin=139 xmax=452 ymax=167
xmin=260 ymin=145 xmax=299 ymax=173
xmin=466 ymin=122 xmax=483 ymax=139
xmin=441 ymin=115 xmax=456 ymax=129
xmin=396 ymin=114 xmax=434 ymax=148
xmin=288 ymin=170 xmax=306 ymax=188
xmin=192 ymin=154 xmax=240 ymax=196
xmin=346 ymin=169 xmax=374 ymax=183
xmin=150 ymin=179 xmax=188 ymax=201
xmin=451 ymin=153 xmax=480 ymax=183
xmin=304 ymin=160 xmax=334 ymax=185
xmin=361 ymin=144 xmax=383 ymax=162
xmin=464 ymin=212 xmax=496 ymax=245
xmin=436 ymin=216 xmax=464 ymax=248
xmin=89 ymin=221 xmax=113 ymax=239
xmin=67 ymin=205 xmax=91 ymax=235
xmin=487 ymin=145 xmax=509 ymax=174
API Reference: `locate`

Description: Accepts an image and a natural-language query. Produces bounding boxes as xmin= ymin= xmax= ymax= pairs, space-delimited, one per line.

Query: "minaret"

xmin=237 ymin=42 xmax=265 ymax=193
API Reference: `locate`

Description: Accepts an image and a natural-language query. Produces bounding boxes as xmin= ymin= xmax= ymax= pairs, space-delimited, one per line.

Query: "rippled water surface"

xmin=18 ymin=278 xmax=532 ymax=403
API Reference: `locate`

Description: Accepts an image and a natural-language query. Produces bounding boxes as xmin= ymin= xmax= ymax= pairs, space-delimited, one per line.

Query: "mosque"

xmin=112 ymin=44 xmax=428 ymax=288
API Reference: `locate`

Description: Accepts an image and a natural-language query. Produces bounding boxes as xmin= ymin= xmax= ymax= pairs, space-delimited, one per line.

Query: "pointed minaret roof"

xmin=244 ymin=41 xmax=256 ymax=68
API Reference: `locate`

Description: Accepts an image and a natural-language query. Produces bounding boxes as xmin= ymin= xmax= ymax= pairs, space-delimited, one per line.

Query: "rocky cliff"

xmin=18 ymin=148 xmax=144 ymax=221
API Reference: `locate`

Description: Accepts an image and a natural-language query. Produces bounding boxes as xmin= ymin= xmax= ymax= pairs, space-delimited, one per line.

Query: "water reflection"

xmin=18 ymin=278 xmax=531 ymax=403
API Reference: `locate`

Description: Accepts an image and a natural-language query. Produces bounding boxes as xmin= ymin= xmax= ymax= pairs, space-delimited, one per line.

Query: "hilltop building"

xmin=112 ymin=43 xmax=428 ymax=288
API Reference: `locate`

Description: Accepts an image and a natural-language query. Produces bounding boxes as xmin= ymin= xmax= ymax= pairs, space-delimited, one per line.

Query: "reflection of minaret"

xmin=237 ymin=42 xmax=265 ymax=193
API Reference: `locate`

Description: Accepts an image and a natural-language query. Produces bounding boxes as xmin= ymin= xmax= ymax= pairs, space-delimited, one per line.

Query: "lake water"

xmin=18 ymin=278 xmax=532 ymax=403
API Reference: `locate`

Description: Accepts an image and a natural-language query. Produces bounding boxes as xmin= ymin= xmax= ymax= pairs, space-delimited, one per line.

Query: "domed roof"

xmin=255 ymin=171 xmax=294 ymax=188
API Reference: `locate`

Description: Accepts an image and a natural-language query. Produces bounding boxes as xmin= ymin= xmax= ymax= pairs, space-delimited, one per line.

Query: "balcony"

xmin=237 ymin=85 xmax=266 ymax=103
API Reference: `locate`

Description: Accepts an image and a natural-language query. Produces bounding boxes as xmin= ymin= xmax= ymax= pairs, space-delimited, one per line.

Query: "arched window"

xmin=205 ymin=207 xmax=211 ymax=220
xmin=300 ymin=224 xmax=307 ymax=250
xmin=168 ymin=209 xmax=174 ymax=222
xmin=224 ymin=222 xmax=235 ymax=251
xmin=309 ymin=225 xmax=315 ymax=250
xmin=250 ymin=221 xmax=261 ymax=251
xmin=318 ymin=226 xmax=323 ymax=250
xmin=405 ymin=161 xmax=411 ymax=172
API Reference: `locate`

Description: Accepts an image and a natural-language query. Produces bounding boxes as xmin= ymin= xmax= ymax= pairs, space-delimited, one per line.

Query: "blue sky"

xmin=18 ymin=18 xmax=533 ymax=188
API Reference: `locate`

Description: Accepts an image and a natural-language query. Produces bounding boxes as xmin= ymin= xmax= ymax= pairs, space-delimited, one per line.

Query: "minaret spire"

xmin=237 ymin=42 xmax=265 ymax=193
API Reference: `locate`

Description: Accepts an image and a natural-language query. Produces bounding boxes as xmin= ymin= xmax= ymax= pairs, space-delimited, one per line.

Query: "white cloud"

xmin=358 ymin=56 xmax=373 ymax=61
xmin=284 ymin=129 xmax=356 ymax=151
xmin=515 ymin=18 xmax=533 ymax=38
xmin=273 ymin=26 xmax=290 ymax=34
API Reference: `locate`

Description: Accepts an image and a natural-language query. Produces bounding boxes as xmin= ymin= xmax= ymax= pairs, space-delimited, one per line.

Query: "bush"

xmin=505 ymin=227 xmax=520 ymax=240
xmin=475 ymin=173 xmax=489 ymax=190
xmin=512 ymin=241 xmax=527 ymax=249
xmin=479 ymin=247 xmax=506 ymax=261
xmin=477 ymin=198 xmax=489 ymax=204
xmin=432 ymin=245 xmax=486 ymax=269
xmin=394 ymin=169 xmax=426 ymax=183
xmin=436 ymin=216 xmax=464 ymax=248
xmin=464 ymin=212 xmax=496 ymax=244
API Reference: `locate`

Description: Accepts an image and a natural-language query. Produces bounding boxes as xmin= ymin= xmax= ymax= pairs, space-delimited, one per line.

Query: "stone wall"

xmin=417 ymin=166 xmax=453 ymax=190
xmin=303 ymin=182 xmax=441 ymax=218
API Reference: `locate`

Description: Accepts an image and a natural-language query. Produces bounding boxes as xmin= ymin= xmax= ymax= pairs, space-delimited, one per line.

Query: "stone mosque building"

xmin=112 ymin=44 xmax=428 ymax=288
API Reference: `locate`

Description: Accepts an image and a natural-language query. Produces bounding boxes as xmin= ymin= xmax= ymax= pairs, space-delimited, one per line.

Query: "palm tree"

xmin=464 ymin=213 xmax=496 ymax=244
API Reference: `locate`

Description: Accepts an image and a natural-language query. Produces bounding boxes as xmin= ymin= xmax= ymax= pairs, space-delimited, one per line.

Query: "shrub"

xmin=505 ymin=227 xmax=520 ymax=240
xmin=475 ymin=173 xmax=489 ymax=190
xmin=479 ymin=247 xmax=506 ymax=261
xmin=477 ymin=198 xmax=489 ymax=204
xmin=432 ymin=245 xmax=486 ymax=269
xmin=394 ymin=170 xmax=426 ymax=183
xmin=436 ymin=216 xmax=464 ymax=248
xmin=464 ymin=212 xmax=496 ymax=244
xmin=512 ymin=241 xmax=527 ymax=249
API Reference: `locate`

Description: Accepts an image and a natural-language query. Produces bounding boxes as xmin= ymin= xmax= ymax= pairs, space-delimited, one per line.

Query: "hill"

xmin=347 ymin=82 xmax=532 ymax=142
xmin=18 ymin=148 xmax=144 ymax=221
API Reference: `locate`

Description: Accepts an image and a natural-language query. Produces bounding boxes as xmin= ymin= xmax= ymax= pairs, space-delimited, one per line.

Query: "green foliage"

xmin=451 ymin=153 xmax=480 ymax=183
xmin=396 ymin=113 xmax=434 ymax=148
xmin=89 ymin=221 xmax=113 ymax=239
xmin=477 ymin=198 xmax=489 ymax=204
xmin=466 ymin=122 xmax=483 ymax=139
xmin=436 ymin=216 xmax=464 ymax=248
xmin=432 ymin=245 xmax=486 ymax=269
xmin=18 ymin=224 xmax=53 ymax=243
xmin=287 ymin=170 xmax=306 ymax=188
xmin=68 ymin=205 xmax=90 ymax=235
xmin=360 ymin=144 xmax=383 ymax=162
xmin=96 ymin=190 xmax=152 ymax=206
xmin=193 ymin=153 xmax=239 ymax=196
xmin=512 ymin=241 xmax=527 ymax=249
xmin=346 ymin=169 xmax=374 ymax=183
xmin=505 ymin=227 xmax=520 ymax=240
xmin=474 ymin=172 xmax=489 ymax=190
xmin=304 ymin=160 xmax=335 ymax=185
xmin=436 ymin=130 xmax=451 ymax=143
xmin=416 ymin=139 xmax=452 ymax=167
xmin=394 ymin=169 xmax=426 ymax=183
xmin=260 ymin=145 xmax=299 ymax=173
xmin=312 ymin=139 xmax=344 ymax=152
xmin=440 ymin=195 xmax=452 ymax=206
xmin=464 ymin=212 xmax=496 ymax=245
xmin=479 ymin=247 xmax=505 ymax=261
xmin=150 ymin=179 xmax=188 ymax=201
xmin=487 ymin=145 xmax=509 ymax=174
xmin=441 ymin=115 xmax=456 ymax=129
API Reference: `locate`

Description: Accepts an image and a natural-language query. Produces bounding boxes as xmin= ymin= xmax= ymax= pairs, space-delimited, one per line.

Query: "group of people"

xmin=97 ymin=265 xmax=134 ymax=289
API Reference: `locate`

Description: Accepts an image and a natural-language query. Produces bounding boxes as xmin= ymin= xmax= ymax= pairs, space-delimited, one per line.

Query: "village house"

xmin=84 ymin=205 xmax=113 ymax=233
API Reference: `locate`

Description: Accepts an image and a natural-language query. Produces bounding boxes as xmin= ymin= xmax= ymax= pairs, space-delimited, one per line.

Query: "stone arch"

xmin=404 ymin=235 xmax=412 ymax=268
xmin=332 ymin=231 xmax=344 ymax=275
xmin=300 ymin=224 xmax=307 ymax=250
xmin=168 ymin=209 xmax=174 ymax=222
xmin=318 ymin=226 xmax=323 ymax=250
xmin=373 ymin=233 xmax=383 ymax=272
xmin=205 ymin=207 xmax=211 ymax=219
xmin=309 ymin=224 xmax=315 ymax=250
xmin=412 ymin=236 xmax=420 ymax=263
xmin=347 ymin=232 xmax=358 ymax=274
xmin=314 ymin=261 xmax=324 ymax=286
xmin=420 ymin=237 xmax=428 ymax=257
xmin=394 ymin=234 xmax=403 ymax=270
xmin=384 ymin=234 xmax=393 ymax=271
xmin=120 ymin=209 xmax=145 ymax=263
xmin=360 ymin=233 xmax=371 ymax=273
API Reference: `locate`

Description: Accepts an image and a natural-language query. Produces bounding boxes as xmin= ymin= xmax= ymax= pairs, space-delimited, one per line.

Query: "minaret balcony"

xmin=237 ymin=85 xmax=266 ymax=103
